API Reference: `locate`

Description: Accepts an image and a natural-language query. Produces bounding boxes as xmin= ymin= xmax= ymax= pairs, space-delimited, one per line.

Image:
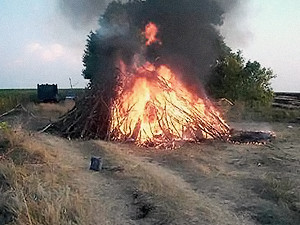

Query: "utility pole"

xmin=69 ymin=77 xmax=73 ymax=90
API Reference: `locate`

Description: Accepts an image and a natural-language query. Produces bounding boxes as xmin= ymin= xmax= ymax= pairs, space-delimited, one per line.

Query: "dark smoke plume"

xmin=80 ymin=0 xmax=244 ymax=93
xmin=135 ymin=0 xmax=226 ymax=85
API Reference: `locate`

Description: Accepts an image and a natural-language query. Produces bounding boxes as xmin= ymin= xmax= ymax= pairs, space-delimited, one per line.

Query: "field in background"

xmin=0 ymin=89 xmax=36 ymax=114
xmin=1 ymin=89 xmax=300 ymax=122
xmin=224 ymin=102 xmax=300 ymax=123
xmin=0 ymin=89 xmax=85 ymax=114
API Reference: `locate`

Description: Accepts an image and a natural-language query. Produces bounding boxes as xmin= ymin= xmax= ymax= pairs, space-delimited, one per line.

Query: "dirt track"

xmin=1 ymin=104 xmax=300 ymax=224
xmin=26 ymin=123 xmax=300 ymax=225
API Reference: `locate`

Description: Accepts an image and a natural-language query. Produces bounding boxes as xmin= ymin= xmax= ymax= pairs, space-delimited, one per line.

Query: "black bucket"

xmin=90 ymin=157 xmax=103 ymax=171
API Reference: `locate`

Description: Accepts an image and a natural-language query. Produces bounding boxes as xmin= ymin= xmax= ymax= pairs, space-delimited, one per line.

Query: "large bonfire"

xmin=49 ymin=19 xmax=231 ymax=148
xmin=47 ymin=0 xmax=276 ymax=147
xmin=49 ymin=22 xmax=230 ymax=148
xmin=109 ymin=23 xmax=230 ymax=147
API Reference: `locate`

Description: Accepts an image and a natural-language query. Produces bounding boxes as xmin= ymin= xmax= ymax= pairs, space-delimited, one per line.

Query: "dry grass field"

xmin=0 ymin=101 xmax=300 ymax=225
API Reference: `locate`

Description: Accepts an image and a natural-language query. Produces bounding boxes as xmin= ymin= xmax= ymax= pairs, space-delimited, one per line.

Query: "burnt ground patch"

xmin=130 ymin=190 xmax=156 ymax=220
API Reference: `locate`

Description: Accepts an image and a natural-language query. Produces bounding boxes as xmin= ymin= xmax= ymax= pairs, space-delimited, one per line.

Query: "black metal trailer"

xmin=37 ymin=84 xmax=58 ymax=102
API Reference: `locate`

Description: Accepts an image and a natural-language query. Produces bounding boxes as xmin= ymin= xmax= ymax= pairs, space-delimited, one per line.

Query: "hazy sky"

xmin=0 ymin=0 xmax=299 ymax=92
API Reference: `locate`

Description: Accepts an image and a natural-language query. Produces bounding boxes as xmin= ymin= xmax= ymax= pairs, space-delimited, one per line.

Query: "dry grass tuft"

xmin=0 ymin=127 xmax=90 ymax=225
xmin=0 ymin=162 xmax=22 ymax=224
xmin=263 ymin=173 xmax=299 ymax=208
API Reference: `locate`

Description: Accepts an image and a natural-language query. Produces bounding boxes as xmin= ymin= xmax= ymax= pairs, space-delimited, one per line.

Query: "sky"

xmin=0 ymin=0 xmax=299 ymax=92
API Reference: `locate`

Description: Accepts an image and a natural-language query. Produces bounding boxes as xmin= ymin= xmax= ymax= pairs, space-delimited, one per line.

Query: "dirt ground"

xmin=1 ymin=102 xmax=300 ymax=225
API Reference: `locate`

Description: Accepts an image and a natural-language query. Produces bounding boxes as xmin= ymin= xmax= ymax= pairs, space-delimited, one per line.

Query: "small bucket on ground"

xmin=90 ymin=156 xmax=102 ymax=171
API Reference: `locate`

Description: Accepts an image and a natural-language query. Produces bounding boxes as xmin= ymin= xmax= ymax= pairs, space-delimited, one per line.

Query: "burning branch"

xmin=109 ymin=62 xmax=230 ymax=148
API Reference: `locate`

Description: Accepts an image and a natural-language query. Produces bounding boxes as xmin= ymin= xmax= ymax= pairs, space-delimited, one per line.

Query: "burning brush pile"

xmin=48 ymin=0 xmax=272 ymax=148
xmin=109 ymin=23 xmax=230 ymax=147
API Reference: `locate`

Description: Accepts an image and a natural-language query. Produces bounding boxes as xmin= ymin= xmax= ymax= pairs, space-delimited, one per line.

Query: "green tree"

xmin=208 ymin=50 xmax=276 ymax=107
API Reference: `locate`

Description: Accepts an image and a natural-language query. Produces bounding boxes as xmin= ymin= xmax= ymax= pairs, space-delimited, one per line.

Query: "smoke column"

xmin=58 ymin=0 xmax=250 ymax=91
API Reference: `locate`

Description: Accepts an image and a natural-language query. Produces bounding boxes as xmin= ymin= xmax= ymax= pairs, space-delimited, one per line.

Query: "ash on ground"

xmin=230 ymin=130 xmax=275 ymax=144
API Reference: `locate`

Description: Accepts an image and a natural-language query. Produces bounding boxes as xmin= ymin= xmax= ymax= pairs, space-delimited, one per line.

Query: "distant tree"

xmin=208 ymin=49 xmax=276 ymax=107
xmin=82 ymin=2 xmax=139 ymax=89
xmin=82 ymin=31 xmax=97 ymax=82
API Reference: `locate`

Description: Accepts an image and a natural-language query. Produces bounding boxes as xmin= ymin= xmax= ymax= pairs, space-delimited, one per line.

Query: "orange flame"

xmin=145 ymin=22 xmax=161 ymax=46
xmin=109 ymin=23 xmax=230 ymax=148
xmin=110 ymin=62 xmax=230 ymax=147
